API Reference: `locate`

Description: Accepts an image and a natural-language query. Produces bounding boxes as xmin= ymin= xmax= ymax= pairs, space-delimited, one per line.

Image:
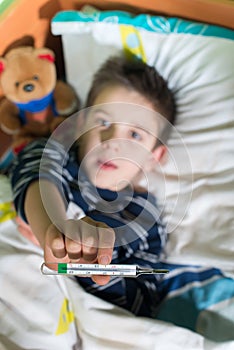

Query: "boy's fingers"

xmin=82 ymin=230 xmax=98 ymax=262
xmin=91 ymin=223 xmax=114 ymax=285
xmin=79 ymin=217 xmax=99 ymax=261
xmin=64 ymin=220 xmax=82 ymax=260
xmin=64 ymin=218 xmax=98 ymax=261
xmin=96 ymin=224 xmax=115 ymax=265
xmin=92 ymin=275 xmax=111 ymax=285
xmin=65 ymin=236 xmax=82 ymax=260
xmin=47 ymin=224 xmax=66 ymax=258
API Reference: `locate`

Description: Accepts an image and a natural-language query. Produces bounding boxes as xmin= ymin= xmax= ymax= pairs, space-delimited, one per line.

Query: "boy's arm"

xmin=25 ymin=179 xmax=115 ymax=285
xmin=25 ymin=179 xmax=67 ymax=249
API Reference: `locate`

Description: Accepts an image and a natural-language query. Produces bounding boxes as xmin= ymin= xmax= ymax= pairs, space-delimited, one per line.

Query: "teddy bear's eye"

xmin=33 ymin=75 xmax=39 ymax=81
xmin=15 ymin=82 xmax=20 ymax=87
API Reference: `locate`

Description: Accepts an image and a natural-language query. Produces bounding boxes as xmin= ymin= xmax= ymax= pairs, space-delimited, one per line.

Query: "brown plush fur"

xmin=0 ymin=46 xmax=80 ymax=152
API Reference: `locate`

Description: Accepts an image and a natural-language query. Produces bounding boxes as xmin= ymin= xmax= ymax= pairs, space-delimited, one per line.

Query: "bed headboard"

xmin=68 ymin=0 xmax=234 ymax=29
xmin=0 ymin=0 xmax=233 ymax=84
xmin=0 ymin=0 xmax=233 ymax=53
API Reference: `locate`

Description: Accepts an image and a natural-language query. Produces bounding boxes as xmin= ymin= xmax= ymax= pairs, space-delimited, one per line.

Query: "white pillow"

xmin=51 ymin=8 xmax=234 ymax=273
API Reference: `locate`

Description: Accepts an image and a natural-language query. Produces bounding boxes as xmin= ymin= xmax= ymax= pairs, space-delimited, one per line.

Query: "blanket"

xmin=0 ymin=175 xmax=234 ymax=349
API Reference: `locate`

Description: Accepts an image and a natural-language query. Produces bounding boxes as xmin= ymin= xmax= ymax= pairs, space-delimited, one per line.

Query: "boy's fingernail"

xmin=99 ymin=256 xmax=110 ymax=265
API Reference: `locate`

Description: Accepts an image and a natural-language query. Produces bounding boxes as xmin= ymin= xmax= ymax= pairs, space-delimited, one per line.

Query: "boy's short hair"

xmin=85 ymin=54 xmax=176 ymax=144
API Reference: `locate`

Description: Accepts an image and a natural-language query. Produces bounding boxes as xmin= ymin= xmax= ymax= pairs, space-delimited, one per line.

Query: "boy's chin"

xmin=91 ymin=178 xmax=131 ymax=192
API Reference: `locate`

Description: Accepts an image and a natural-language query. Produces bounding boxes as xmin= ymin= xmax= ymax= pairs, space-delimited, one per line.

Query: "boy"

xmin=10 ymin=55 xmax=176 ymax=317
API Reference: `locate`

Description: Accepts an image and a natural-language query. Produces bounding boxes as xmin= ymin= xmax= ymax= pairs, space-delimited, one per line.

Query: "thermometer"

xmin=41 ymin=263 xmax=169 ymax=277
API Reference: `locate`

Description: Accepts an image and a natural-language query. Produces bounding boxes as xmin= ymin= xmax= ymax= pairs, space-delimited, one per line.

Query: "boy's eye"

xmin=98 ymin=119 xmax=111 ymax=128
xmin=130 ymin=131 xmax=142 ymax=140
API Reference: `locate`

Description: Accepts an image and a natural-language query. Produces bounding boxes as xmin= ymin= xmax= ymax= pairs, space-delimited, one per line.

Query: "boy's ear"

xmin=144 ymin=145 xmax=167 ymax=172
xmin=152 ymin=145 xmax=167 ymax=163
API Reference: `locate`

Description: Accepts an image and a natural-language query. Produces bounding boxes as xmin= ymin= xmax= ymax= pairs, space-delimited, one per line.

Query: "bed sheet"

xmin=0 ymin=175 xmax=234 ymax=349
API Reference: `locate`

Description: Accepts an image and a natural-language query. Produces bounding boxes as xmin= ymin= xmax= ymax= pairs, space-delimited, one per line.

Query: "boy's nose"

xmin=101 ymin=124 xmax=121 ymax=150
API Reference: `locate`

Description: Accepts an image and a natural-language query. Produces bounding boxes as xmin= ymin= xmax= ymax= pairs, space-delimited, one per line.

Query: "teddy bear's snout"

xmin=23 ymin=83 xmax=35 ymax=92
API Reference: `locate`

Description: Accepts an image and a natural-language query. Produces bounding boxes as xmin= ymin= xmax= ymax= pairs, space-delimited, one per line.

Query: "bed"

xmin=0 ymin=1 xmax=234 ymax=349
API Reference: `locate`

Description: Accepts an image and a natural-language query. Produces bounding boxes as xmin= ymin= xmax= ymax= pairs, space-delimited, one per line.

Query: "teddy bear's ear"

xmin=0 ymin=57 xmax=7 ymax=74
xmin=34 ymin=48 xmax=55 ymax=63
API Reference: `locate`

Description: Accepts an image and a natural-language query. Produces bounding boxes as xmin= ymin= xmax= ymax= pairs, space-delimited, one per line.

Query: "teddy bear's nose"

xmin=23 ymin=84 xmax=35 ymax=92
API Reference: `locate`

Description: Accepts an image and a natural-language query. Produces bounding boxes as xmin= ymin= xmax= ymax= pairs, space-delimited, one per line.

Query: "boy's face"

xmin=78 ymin=86 xmax=164 ymax=191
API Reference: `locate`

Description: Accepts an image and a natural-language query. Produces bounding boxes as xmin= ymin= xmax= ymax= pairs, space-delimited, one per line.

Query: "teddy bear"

xmin=0 ymin=45 xmax=80 ymax=153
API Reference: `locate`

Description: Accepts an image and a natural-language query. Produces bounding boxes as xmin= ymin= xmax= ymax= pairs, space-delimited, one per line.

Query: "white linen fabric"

xmin=0 ymin=174 xmax=234 ymax=349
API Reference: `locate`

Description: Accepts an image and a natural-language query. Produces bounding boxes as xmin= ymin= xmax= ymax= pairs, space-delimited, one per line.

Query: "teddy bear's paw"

xmin=49 ymin=116 xmax=66 ymax=132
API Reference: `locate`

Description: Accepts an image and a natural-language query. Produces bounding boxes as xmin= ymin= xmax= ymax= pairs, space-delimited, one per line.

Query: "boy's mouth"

xmin=98 ymin=160 xmax=118 ymax=170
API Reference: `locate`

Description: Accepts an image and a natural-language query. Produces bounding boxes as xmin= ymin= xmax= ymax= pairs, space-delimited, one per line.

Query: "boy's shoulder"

xmin=133 ymin=187 xmax=157 ymax=207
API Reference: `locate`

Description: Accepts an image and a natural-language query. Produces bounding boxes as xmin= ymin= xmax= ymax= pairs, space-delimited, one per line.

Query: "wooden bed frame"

xmin=0 ymin=0 xmax=233 ymax=77
xmin=0 ymin=0 xmax=233 ymax=160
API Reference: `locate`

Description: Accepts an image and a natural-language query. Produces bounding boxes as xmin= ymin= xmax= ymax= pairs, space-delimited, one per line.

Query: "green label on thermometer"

xmin=58 ymin=263 xmax=68 ymax=274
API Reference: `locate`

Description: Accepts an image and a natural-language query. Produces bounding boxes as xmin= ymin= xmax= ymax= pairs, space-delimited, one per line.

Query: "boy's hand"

xmin=44 ymin=217 xmax=115 ymax=285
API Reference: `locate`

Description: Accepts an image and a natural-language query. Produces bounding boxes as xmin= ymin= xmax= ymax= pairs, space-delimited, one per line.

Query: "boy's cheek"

xmin=142 ymin=157 xmax=156 ymax=173
xmin=121 ymin=145 xmax=151 ymax=163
